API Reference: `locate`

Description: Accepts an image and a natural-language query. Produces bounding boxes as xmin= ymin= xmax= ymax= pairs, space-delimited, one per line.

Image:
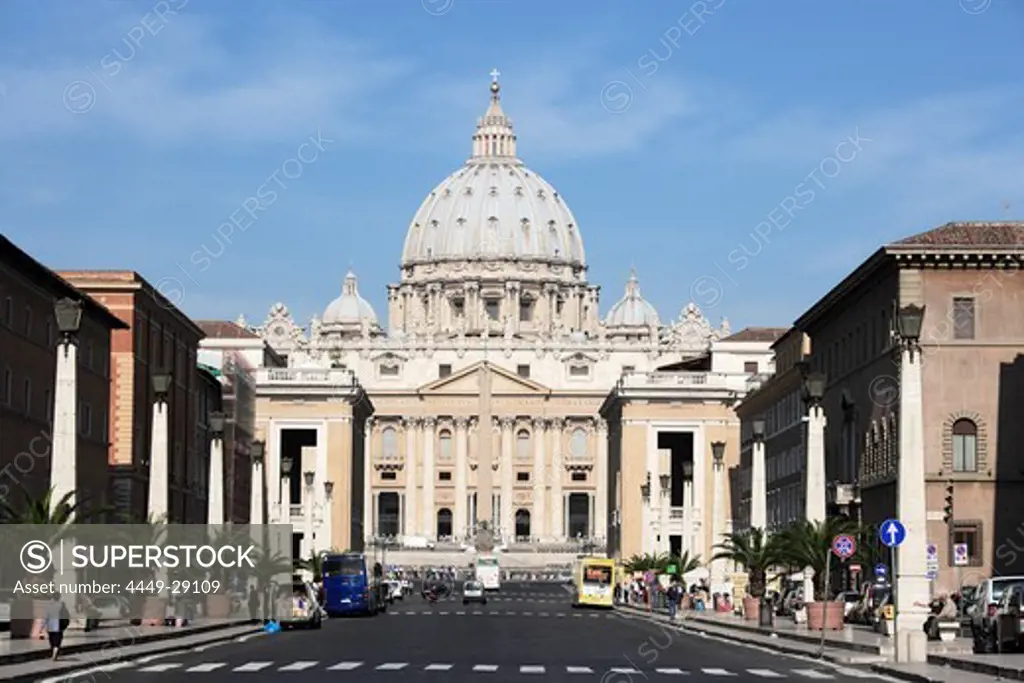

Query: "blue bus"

xmin=322 ymin=553 xmax=384 ymax=617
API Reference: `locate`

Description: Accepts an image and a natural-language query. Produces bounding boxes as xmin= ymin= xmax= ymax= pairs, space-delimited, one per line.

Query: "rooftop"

xmin=196 ymin=320 xmax=261 ymax=339
xmin=891 ymin=220 xmax=1024 ymax=248
xmin=720 ymin=327 xmax=789 ymax=343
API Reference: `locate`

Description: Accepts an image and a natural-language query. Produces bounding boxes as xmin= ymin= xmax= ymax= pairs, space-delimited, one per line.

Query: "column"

xmin=208 ymin=432 xmax=224 ymax=525
xmin=250 ymin=452 xmax=264 ymax=525
xmin=682 ymin=478 xmax=693 ymax=557
xmin=710 ymin=449 xmax=727 ymax=589
xmin=454 ymin=418 xmax=469 ymax=540
xmin=323 ymin=482 xmax=335 ymax=551
xmin=658 ymin=449 xmax=671 ymax=554
xmin=805 ymin=399 xmax=827 ymax=603
xmin=266 ymin=424 xmax=280 ymax=519
xmin=51 ymin=330 xmax=78 ymax=506
xmin=362 ymin=418 xmax=374 ymax=545
xmin=421 ymin=418 xmax=436 ymax=538
xmin=403 ymin=418 xmax=418 ymax=539
xmin=896 ymin=325 xmax=930 ymax=660
xmin=148 ymin=388 xmax=170 ymax=521
xmin=751 ymin=435 xmax=767 ymax=530
xmin=531 ymin=418 xmax=547 ymax=541
xmin=595 ymin=419 xmax=608 ymax=545
xmin=500 ymin=417 xmax=514 ymax=542
xmin=549 ymin=419 xmax=564 ymax=540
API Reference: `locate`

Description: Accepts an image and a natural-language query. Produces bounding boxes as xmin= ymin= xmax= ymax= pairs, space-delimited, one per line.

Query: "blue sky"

xmin=1 ymin=0 xmax=1021 ymax=331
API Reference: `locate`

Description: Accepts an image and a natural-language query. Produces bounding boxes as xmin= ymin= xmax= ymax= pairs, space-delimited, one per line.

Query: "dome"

xmin=605 ymin=270 xmax=660 ymax=327
xmin=323 ymin=270 xmax=378 ymax=325
xmin=401 ymin=72 xmax=585 ymax=267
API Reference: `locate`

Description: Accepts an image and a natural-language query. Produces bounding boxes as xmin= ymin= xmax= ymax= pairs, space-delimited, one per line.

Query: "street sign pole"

xmin=891 ymin=544 xmax=898 ymax=635
xmin=819 ymin=549 xmax=831 ymax=658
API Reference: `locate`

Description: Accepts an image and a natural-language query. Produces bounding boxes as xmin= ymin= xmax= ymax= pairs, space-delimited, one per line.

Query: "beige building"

xmin=242 ymin=75 xmax=778 ymax=566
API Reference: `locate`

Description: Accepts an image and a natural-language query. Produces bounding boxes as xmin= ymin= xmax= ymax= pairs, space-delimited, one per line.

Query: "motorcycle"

xmin=425 ymin=589 xmax=438 ymax=604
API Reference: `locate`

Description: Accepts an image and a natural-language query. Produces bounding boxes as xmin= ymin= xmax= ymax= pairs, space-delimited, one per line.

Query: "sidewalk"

xmin=0 ymin=619 xmax=261 ymax=682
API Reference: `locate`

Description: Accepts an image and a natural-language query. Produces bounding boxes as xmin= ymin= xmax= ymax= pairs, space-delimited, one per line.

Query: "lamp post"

xmin=750 ymin=419 xmax=767 ymax=531
xmin=659 ymin=455 xmax=671 ymax=556
xmin=803 ymin=370 xmax=828 ymax=603
xmin=303 ymin=470 xmax=315 ymax=559
xmin=894 ymin=303 xmax=928 ymax=662
xmin=250 ymin=441 xmax=265 ymax=525
xmin=323 ymin=480 xmax=334 ymax=552
xmin=710 ymin=441 xmax=727 ymax=590
xmin=148 ymin=372 xmax=173 ymax=522
xmin=682 ymin=461 xmax=694 ymax=558
xmin=207 ymin=412 xmax=225 ymax=526
xmin=51 ymin=298 xmax=83 ymax=507
xmin=280 ymin=455 xmax=294 ymax=551
xmin=640 ymin=472 xmax=652 ymax=554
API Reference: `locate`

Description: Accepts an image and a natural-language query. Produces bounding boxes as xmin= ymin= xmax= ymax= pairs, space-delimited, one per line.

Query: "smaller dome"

xmin=605 ymin=270 xmax=659 ymax=327
xmin=323 ymin=270 xmax=378 ymax=325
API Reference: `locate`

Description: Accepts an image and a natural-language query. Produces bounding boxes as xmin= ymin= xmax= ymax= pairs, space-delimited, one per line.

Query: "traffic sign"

xmin=926 ymin=544 xmax=938 ymax=560
xmin=849 ymin=564 xmax=862 ymax=573
xmin=926 ymin=569 xmax=938 ymax=581
xmin=874 ymin=563 xmax=887 ymax=577
xmin=954 ymin=543 xmax=969 ymax=567
xmin=832 ymin=534 xmax=856 ymax=559
xmin=879 ymin=519 xmax=906 ymax=548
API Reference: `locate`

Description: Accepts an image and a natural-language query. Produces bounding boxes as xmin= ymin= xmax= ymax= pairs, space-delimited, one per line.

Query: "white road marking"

xmin=521 ymin=665 xmax=546 ymax=673
xmin=279 ymin=661 xmax=319 ymax=671
xmin=610 ymin=667 xmax=641 ymax=674
xmin=425 ymin=663 xmax=454 ymax=670
xmin=792 ymin=671 xmax=834 ymax=679
xmin=701 ymin=669 xmax=737 ymax=676
xmin=655 ymin=668 xmax=689 ymax=675
xmin=138 ymin=663 xmax=181 ymax=672
xmin=233 ymin=661 xmax=273 ymax=671
xmin=327 ymin=661 xmax=363 ymax=670
xmin=566 ymin=666 xmax=594 ymax=673
xmin=186 ymin=663 xmax=227 ymax=672
xmin=473 ymin=664 xmax=499 ymax=671
xmin=36 ymin=663 xmax=133 ymax=683
xmin=377 ymin=663 xmax=409 ymax=670
xmin=748 ymin=670 xmax=784 ymax=677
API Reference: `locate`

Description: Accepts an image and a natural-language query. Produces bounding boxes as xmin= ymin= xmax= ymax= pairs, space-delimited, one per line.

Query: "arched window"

xmin=515 ymin=509 xmax=531 ymax=540
xmin=952 ymin=419 xmax=978 ymax=472
xmin=570 ymin=428 xmax=587 ymax=459
xmin=382 ymin=427 xmax=397 ymax=460
xmin=439 ymin=429 xmax=453 ymax=461
xmin=436 ymin=508 xmax=453 ymax=539
xmin=516 ymin=429 xmax=530 ymax=460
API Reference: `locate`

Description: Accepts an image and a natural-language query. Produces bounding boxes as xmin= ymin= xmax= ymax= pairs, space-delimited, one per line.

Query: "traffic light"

xmin=943 ymin=481 xmax=954 ymax=525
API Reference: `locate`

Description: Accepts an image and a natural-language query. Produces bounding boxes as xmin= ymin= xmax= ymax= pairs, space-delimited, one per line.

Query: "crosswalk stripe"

xmin=233 ymin=662 xmax=273 ymax=671
xmin=473 ymin=664 xmax=499 ymax=672
xmin=376 ymin=663 xmax=408 ymax=670
xmin=520 ymin=665 xmax=546 ymax=673
xmin=566 ymin=666 xmax=593 ymax=673
xmin=702 ymin=669 xmax=736 ymax=676
xmin=655 ymin=668 xmax=689 ymax=675
xmin=327 ymin=662 xmax=363 ymax=670
xmin=610 ymin=667 xmax=640 ymax=674
xmin=185 ymin=663 xmax=226 ymax=672
xmin=138 ymin=664 xmax=181 ymax=672
xmin=425 ymin=664 xmax=453 ymax=670
xmin=792 ymin=671 xmax=834 ymax=679
xmin=279 ymin=661 xmax=319 ymax=671
xmin=748 ymin=670 xmax=784 ymax=677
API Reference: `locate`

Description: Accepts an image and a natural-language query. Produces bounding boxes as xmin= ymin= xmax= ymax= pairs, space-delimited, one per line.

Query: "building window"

xmin=22 ymin=378 xmax=31 ymax=415
xmin=519 ymin=298 xmax=533 ymax=322
xmin=952 ymin=419 xmax=978 ymax=472
xmin=3 ymin=297 xmax=11 ymax=326
xmin=46 ymin=319 xmax=54 ymax=348
xmin=23 ymin=306 xmax=32 ymax=337
xmin=381 ymin=471 xmax=397 ymax=481
xmin=569 ymin=365 xmax=589 ymax=377
xmin=571 ymin=472 xmax=587 ymax=482
xmin=517 ymin=364 xmax=530 ymax=378
xmin=2 ymin=366 xmax=11 ymax=405
xmin=438 ymin=429 xmax=453 ymax=461
xmin=438 ymin=471 xmax=452 ymax=481
xmin=379 ymin=363 xmax=400 ymax=377
xmin=438 ymin=364 xmax=452 ymax=378
xmin=622 ymin=365 xmax=635 ymax=374
xmin=950 ymin=521 xmax=982 ymax=567
xmin=79 ymin=402 xmax=92 ymax=436
xmin=953 ymin=297 xmax=975 ymax=340
xmin=516 ymin=472 xmax=530 ymax=482
xmin=43 ymin=389 xmax=52 ymax=423
xmin=516 ymin=429 xmax=530 ymax=460
xmin=744 ymin=361 xmax=759 ymax=373
xmin=485 ymin=300 xmax=500 ymax=320
xmin=382 ymin=427 xmax=398 ymax=460
xmin=452 ymin=300 xmax=464 ymax=317
xmin=570 ymin=428 xmax=587 ymax=459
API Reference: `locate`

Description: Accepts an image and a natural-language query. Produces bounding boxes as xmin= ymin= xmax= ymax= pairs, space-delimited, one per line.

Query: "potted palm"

xmin=713 ymin=527 xmax=783 ymax=623
xmin=779 ymin=518 xmax=854 ymax=631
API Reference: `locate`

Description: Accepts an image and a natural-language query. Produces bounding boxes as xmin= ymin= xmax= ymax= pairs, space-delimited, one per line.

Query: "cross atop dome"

xmin=470 ymin=68 xmax=518 ymax=163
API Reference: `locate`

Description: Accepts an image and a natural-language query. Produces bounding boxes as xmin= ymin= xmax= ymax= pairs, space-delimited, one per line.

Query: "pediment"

xmin=418 ymin=361 xmax=551 ymax=396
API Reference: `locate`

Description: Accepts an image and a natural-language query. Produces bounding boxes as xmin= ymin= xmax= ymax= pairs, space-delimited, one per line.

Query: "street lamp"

xmin=640 ymin=472 xmax=652 ymax=501
xmin=803 ymin=372 xmax=827 ymax=405
xmin=281 ymin=456 xmax=293 ymax=476
xmin=659 ymin=472 xmax=671 ymax=493
xmin=324 ymin=481 xmax=334 ymax=498
xmin=682 ymin=461 xmax=693 ymax=480
xmin=711 ymin=441 xmax=726 ymax=467
xmin=897 ymin=304 xmax=925 ymax=348
xmin=303 ymin=471 xmax=315 ymax=557
xmin=250 ymin=440 xmax=265 ymax=465
xmin=209 ymin=411 xmax=225 ymax=438
xmin=53 ymin=298 xmax=83 ymax=340
xmin=752 ymin=419 xmax=766 ymax=443
xmin=250 ymin=440 xmax=265 ymax=526
xmin=151 ymin=372 xmax=173 ymax=401
xmin=303 ymin=470 xmax=315 ymax=488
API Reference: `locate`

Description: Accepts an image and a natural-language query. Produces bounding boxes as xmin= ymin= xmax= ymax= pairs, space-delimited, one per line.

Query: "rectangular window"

xmin=3 ymin=297 xmax=12 ymax=326
xmin=950 ymin=522 xmax=982 ymax=567
xmin=381 ymin=471 xmax=397 ymax=481
xmin=24 ymin=306 xmax=32 ymax=337
xmin=22 ymin=379 xmax=31 ymax=415
xmin=43 ymin=389 xmax=52 ymax=423
xmin=571 ymin=472 xmax=587 ymax=482
xmin=452 ymin=300 xmax=464 ymax=317
xmin=485 ymin=300 xmax=500 ymax=321
xmin=519 ymin=299 xmax=533 ymax=322
xmin=438 ymin=364 xmax=452 ymax=378
xmin=569 ymin=365 xmax=589 ymax=377
xmin=379 ymin=364 xmax=399 ymax=377
xmin=438 ymin=471 xmax=452 ymax=481
xmin=516 ymin=472 xmax=530 ymax=482
xmin=2 ymin=367 xmax=11 ymax=405
xmin=744 ymin=361 xmax=759 ymax=373
xmin=79 ymin=402 xmax=92 ymax=436
xmin=46 ymin=320 xmax=54 ymax=348
xmin=517 ymin=364 xmax=530 ymax=378
xmin=953 ymin=297 xmax=975 ymax=340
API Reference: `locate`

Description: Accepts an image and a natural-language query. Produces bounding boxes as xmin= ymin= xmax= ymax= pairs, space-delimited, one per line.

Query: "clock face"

xmin=272 ymin=324 xmax=287 ymax=337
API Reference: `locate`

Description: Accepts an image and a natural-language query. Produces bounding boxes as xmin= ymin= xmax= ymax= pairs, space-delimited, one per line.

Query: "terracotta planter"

xmin=9 ymin=599 xmax=47 ymax=640
xmin=806 ymin=601 xmax=844 ymax=630
xmin=742 ymin=596 xmax=760 ymax=622
xmin=141 ymin=596 xmax=168 ymax=626
xmin=205 ymin=594 xmax=232 ymax=619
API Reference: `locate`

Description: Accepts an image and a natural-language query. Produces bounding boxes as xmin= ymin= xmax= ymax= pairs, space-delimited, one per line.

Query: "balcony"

xmin=615 ymin=371 xmax=752 ymax=400
xmin=255 ymin=367 xmax=362 ymax=399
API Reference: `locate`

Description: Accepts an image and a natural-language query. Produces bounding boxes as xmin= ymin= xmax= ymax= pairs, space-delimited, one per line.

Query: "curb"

xmin=926 ymin=653 xmax=1024 ymax=681
xmin=868 ymin=664 xmax=940 ymax=683
xmin=0 ymin=622 xmax=261 ymax=683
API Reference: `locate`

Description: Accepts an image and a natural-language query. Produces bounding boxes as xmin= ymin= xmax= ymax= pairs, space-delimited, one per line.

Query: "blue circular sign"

xmin=832 ymin=534 xmax=856 ymax=559
xmin=879 ymin=519 xmax=907 ymax=548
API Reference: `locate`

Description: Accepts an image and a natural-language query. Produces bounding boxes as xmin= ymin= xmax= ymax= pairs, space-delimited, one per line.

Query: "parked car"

xmin=463 ymin=580 xmax=487 ymax=605
xmin=973 ymin=576 xmax=1024 ymax=653
xmin=992 ymin=585 xmax=1024 ymax=652
xmin=383 ymin=580 xmax=403 ymax=603
xmin=279 ymin=580 xmax=323 ymax=630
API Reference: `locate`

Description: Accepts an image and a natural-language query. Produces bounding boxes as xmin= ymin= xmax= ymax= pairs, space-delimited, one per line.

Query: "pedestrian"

xmin=666 ymin=582 xmax=679 ymax=622
xmin=45 ymin=594 xmax=70 ymax=661
xmin=248 ymin=585 xmax=261 ymax=621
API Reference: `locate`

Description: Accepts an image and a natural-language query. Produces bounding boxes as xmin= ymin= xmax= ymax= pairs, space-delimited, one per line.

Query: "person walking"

xmin=45 ymin=594 xmax=70 ymax=661
xmin=666 ymin=582 xmax=680 ymax=622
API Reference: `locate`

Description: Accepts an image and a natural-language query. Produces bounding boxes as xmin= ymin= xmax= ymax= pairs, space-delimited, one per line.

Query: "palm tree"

xmin=712 ymin=527 xmax=784 ymax=598
xmin=623 ymin=553 xmax=666 ymax=573
xmin=777 ymin=518 xmax=856 ymax=601
xmin=1 ymin=487 xmax=83 ymax=527
xmin=666 ymin=551 xmax=702 ymax=576
xmin=250 ymin=546 xmax=295 ymax=622
xmin=296 ymin=550 xmax=337 ymax=583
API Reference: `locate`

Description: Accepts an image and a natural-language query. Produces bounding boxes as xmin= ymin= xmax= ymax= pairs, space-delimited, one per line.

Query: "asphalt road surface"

xmin=68 ymin=582 xmax=896 ymax=681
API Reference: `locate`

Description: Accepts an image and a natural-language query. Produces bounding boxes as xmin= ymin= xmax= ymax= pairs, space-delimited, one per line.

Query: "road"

xmin=74 ymin=582 xmax=894 ymax=681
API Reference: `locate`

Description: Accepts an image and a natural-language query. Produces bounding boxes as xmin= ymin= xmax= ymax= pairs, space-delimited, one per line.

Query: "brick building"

xmin=0 ymin=237 xmax=126 ymax=517
xmin=194 ymin=364 xmax=221 ymax=523
xmin=57 ymin=271 xmax=205 ymax=523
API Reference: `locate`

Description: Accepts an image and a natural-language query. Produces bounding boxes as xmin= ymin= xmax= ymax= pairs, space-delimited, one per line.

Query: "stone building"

xmin=58 ymin=270 xmax=206 ymax=523
xmin=243 ymin=74 xmax=777 ymax=565
xmin=0 ymin=236 xmax=126 ymax=518
xmin=733 ymin=221 xmax=1024 ymax=592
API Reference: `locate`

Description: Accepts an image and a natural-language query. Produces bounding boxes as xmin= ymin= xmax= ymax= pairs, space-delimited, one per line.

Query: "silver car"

xmin=463 ymin=580 xmax=487 ymax=605
xmin=280 ymin=580 xmax=323 ymax=630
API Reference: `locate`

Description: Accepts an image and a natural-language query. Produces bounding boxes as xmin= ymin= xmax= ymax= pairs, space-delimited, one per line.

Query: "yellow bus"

xmin=572 ymin=557 xmax=615 ymax=608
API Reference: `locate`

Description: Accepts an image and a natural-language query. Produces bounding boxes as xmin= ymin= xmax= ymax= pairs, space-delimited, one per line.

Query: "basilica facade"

xmin=244 ymin=74 xmax=779 ymax=566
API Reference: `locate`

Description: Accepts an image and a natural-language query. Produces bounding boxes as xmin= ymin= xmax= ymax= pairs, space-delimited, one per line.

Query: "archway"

xmin=568 ymin=493 xmax=590 ymax=538
xmin=377 ymin=492 xmax=400 ymax=537
xmin=437 ymin=508 xmax=453 ymax=539
xmin=515 ymin=509 xmax=531 ymax=540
